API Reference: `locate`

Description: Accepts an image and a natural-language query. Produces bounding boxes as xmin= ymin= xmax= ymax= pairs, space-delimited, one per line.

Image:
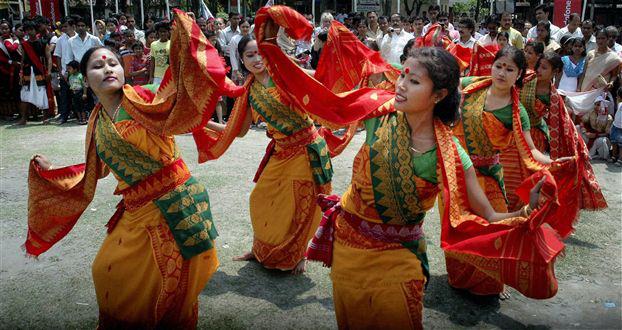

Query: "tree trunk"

xmin=475 ymin=0 xmax=481 ymax=22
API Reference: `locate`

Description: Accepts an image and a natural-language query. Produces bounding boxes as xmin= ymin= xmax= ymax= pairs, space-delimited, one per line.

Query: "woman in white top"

xmin=230 ymin=18 xmax=253 ymax=85
xmin=558 ymin=37 xmax=586 ymax=92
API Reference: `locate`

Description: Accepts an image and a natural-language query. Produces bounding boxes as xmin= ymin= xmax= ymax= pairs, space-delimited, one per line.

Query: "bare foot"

xmin=499 ymin=286 xmax=511 ymax=300
xmin=291 ymin=258 xmax=307 ymax=275
xmin=232 ymin=251 xmax=255 ymax=261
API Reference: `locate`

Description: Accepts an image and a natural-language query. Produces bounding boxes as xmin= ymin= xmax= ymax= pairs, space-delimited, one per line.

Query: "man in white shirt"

xmin=380 ymin=14 xmax=414 ymax=64
xmin=53 ymin=15 xmax=78 ymax=124
xmin=527 ymin=4 xmax=560 ymax=40
xmin=410 ymin=16 xmax=424 ymax=39
xmin=366 ymin=11 xmax=382 ymax=40
xmin=606 ymin=25 xmax=622 ymax=56
xmin=69 ymin=16 xmax=103 ymax=62
xmin=582 ymin=20 xmax=597 ymax=53
xmin=553 ymin=13 xmax=582 ymax=42
xmin=455 ymin=17 xmax=476 ymax=48
xmin=221 ymin=12 xmax=241 ymax=59
xmin=422 ymin=5 xmax=454 ymax=35
xmin=126 ymin=15 xmax=145 ymax=45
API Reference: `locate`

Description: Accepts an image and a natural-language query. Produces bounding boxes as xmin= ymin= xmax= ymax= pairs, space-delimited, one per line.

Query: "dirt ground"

xmin=1 ymin=121 xmax=621 ymax=329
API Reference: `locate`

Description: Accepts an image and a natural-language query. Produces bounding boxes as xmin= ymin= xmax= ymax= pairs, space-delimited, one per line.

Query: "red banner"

xmin=29 ymin=0 xmax=61 ymax=23
xmin=553 ymin=0 xmax=582 ymax=27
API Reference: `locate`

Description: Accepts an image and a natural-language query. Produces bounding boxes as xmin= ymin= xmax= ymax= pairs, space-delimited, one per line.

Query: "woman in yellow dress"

xmin=25 ymin=11 xmax=244 ymax=327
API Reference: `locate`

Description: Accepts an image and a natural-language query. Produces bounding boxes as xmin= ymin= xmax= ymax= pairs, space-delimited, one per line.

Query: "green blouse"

xmin=486 ymin=103 xmax=531 ymax=131
xmin=411 ymin=137 xmax=473 ymax=184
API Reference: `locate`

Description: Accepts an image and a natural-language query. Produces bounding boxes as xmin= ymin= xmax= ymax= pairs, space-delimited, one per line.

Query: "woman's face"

xmin=394 ymin=58 xmax=439 ymax=114
xmin=146 ymin=19 xmax=154 ymax=29
xmin=536 ymin=25 xmax=548 ymax=40
xmin=106 ymin=22 xmax=116 ymax=32
xmin=572 ymin=41 xmax=584 ymax=56
xmin=491 ymin=55 xmax=521 ymax=90
xmin=146 ymin=32 xmax=157 ymax=46
xmin=536 ymin=59 xmax=555 ymax=82
xmin=497 ymin=36 xmax=508 ymax=48
xmin=241 ymin=40 xmax=265 ymax=75
xmin=96 ymin=21 xmax=105 ymax=31
xmin=525 ymin=45 xmax=537 ymax=66
xmin=357 ymin=23 xmax=367 ymax=36
xmin=596 ymin=32 xmax=608 ymax=49
xmin=240 ymin=22 xmax=251 ymax=36
xmin=0 ymin=23 xmax=10 ymax=38
xmin=84 ymin=48 xmax=125 ymax=96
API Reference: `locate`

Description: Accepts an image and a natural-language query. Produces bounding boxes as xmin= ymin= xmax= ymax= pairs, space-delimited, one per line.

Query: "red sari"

xmin=469 ymin=42 xmax=499 ymax=77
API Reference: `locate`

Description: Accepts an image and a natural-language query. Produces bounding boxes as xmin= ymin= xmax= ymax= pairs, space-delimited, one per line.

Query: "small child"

xmin=66 ymin=61 xmax=88 ymax=125
xmin=496 ymin=31 xmax=509 ymax=49
xmin=609 ymin=88 xmax=622 ymax=165
xmin=129 ymin=42 xmax=150 ymax=86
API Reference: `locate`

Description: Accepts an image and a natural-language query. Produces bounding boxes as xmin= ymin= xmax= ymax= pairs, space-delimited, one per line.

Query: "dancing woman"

xmin=25 ymin=11 xmax=243 ymax=327
xmin=255 ymin=6 xmax=569 ymax=328
xmin=520 ymin=52 xmax=607 ymax=211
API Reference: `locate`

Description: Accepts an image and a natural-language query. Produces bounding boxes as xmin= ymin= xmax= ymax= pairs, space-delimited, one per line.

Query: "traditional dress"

xmin=256 ymin=6 xmax=569 ymax=328
xmin=0 ymin=37 xmax=20 ymax=118
xmin=580 ymin=49 xmax=622 ymax=92
xmin=468 ymin=41 xmax=499 ymax=77
xmin=20 ymin=36 xmax=56 ymax=115
xmin=415 ymin=23 xmax=469 ymax=72
xmin=520 ymin=76 xmax=607 ymax=212
xmin=25 ymin=11 xmax=243 ymax=328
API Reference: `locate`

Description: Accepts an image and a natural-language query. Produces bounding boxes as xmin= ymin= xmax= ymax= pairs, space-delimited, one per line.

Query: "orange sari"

xmin=26 ymin=11 xmax=242 ymax=327
xmin=469 ymin=42 xmax=499 ymax=77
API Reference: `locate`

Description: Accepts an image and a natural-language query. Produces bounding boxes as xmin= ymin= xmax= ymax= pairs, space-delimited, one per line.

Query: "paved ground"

xmin=1 ymin=120 xmax=621 ymax=329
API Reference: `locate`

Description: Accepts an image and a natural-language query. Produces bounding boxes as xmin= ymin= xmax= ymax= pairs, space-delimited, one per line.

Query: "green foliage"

xmin=452 ymin=0 xmax=490 ymax=21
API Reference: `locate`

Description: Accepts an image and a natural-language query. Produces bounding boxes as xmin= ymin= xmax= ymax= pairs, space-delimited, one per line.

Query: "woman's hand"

xmin=528 ymin=176 xmax=547 ymax=210
xmin=32 ymin=155 xmax=53 ymax=171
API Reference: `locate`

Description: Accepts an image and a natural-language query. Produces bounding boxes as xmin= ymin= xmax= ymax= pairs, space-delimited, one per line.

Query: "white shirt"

xmin=585 ymin=35 xmax=597 ymax=53
xmin=229 ymin=34 xmax=244 ymax=72
xmin=380 ymin=30 xmax=414 ymax=65
xmin=422 ymin=22 xmax=454 ymax=35
xmin=527 ymin=21 xmax=560 ymax=40
xmin=69 ymin=33 xmax=103 ymax=62
xmin=553 ymin=26 xmax=582 ymax=42
xmin=455 ymin=36 xmax=476 ymax=49
xmin=53 ymin=32 xmax=76 ymax=75
xmin=477 ymin=34 xmax=498 ymax=47
xmin=220 ymin=26 xmax=241 ymax=57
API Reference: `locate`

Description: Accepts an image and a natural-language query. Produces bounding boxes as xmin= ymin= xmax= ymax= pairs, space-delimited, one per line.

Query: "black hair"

xmin=582 ymin=20 xmax=594 ymax=28
xmin=61 ymin=15 xmax=76 ymax=26
xmin=569 ymin=13 xmax=581 ymax=22
xmin=525 ymin=40 xmax=544 ymax=56
xmin=0 ymin=19 xmax=11 ymax=29
xmin=402 ymin=38 xmax=416 ymax=58
xmin=438 ymin=12 xmax=449 ymax=19
xmin=497 ymin=31 xmax=510 ymax=43
xmin=154 ymin=21 xmax=171 ymax=31
xmin=317 ymin=31 xmax=327 ymax=42
xmin=534 ymin=4 xmax=551 ymax=14
xmin=131 ymin=42 xmax=144 ymax=50
xmin=145 ymin=29 xmax=156 ymax=38
xmin=429 ymin=4 xmax=441 ymax=12
xmin=205 ymin=30 xmax=223 ymax=54
xmin=34 ymin=15 xmax=50 ymax=27
xmin=240 ymin=17 xmax=253 ymax=27
xmin=570 ymin=37 xmax=587 ymax=56
xmin=378 ymin=16 xmax=388 ymax=22
xmin=407 ymin=47 xmax=461 ymax=126
xmin=79 ymin=46 xmax=122 ymax=76
xmin=559 ymin=34 xmax=572 ymax=46
xmin=74 ymin=15 xmax=87 ymax=25
xmin=493 ymin=46 xmax=527 ymax=87
xmin=459 ymin=17 xmax=475 ymax=32
xmin=109 ymin=31 xmax=122 ymax=39
xmin=103 ymin=38 xmax=120 ymax=49
xmin=617 ymin=86 xmax=622 ymax=99
xmin=536 ymin=51 xmax=563 ymax=73
xmin=409 ymin=16 xmax=424 ymax=23
xmin=501 ymin=11 xmax=512 ymax=18
xmin=367 ymin=40 xmax=379 ymax=51
xmin=237 ymin=35 xmax=254 ymax=74
xmin=67 ymin=60 xmax=80 ymax=70
xmin=536 ymin=20 xmax=551 ymax=45
xmin=22 ymin=20 xmax=37 ymax=31
xmin=228 ymin=12 xmax=240 ymax=19
xmin=122 ymin=29 xmax=134 ymax=36
xmin=485 ymin=14 xmax=500 ymax=27
xmin=105 ymin=18 xmax=118 ymax=26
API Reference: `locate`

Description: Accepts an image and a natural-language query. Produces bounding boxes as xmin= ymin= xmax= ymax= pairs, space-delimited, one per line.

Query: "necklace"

xmin=110 ymin=103 xmax=122 ymax=121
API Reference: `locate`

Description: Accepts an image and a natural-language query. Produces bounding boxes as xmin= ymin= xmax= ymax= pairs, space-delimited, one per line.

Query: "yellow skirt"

xmin=249 ymin=151 xmax=323 ymax=270
xmin=92 ymin=202 xmax=218 ymax=328
xmin=330 ymin=214 xmax=426 ymax=330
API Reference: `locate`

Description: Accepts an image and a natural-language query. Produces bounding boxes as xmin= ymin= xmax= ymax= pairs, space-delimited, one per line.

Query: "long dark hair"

xmin=237 ymin=35 xmax=254 ymax=75
xmin=493 ymin=46 xmax=527 ymax=87
xmin=536 ymin=51 xmax=563 ymax=73
xmin=407 ymin=47 xmax=460 ymax=126
xmin=536 ymin=20 xmax=551 ymax=45
xmin=79 ymin=46 xmax=122 ymax=76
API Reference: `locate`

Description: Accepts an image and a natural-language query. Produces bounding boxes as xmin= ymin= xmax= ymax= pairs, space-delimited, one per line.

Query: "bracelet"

xmin=520 ymin=204 xmax=533 ymax=218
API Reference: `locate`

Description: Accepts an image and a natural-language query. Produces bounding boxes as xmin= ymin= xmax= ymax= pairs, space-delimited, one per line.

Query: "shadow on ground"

xmin=202 ymin=262 xmax=334 ymax=311
xmin=424 ymin=275 xmax=551 ymax=329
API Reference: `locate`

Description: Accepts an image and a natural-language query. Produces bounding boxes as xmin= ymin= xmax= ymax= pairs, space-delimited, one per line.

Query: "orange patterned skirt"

xmin=92 ymin=202 xmax=218 ymax=328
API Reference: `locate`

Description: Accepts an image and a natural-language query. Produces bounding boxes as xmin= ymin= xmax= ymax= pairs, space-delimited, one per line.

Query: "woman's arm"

xmin=522 ymin=129 xmax=553 ymax=164
xmin=465 ymin=166 xmax=543 ymax=222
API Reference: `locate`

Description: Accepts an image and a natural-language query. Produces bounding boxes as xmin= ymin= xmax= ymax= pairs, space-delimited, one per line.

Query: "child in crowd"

xmin=558 ymin=37 xmax=586 ymax=93
xmin=496 ymin=31 xmax=509 ymax=49
xmin=129 ymin=42 xmax=150 ymax=86
xmin=609 ymin=88 xmax=622 ymax=165
xmin=66 ymin=61 xmax=88 ymax=125
xmin=524 ymin=41 xmax=544 ymax=72
xmin=581 ymin=96 xmax=613 ymax=160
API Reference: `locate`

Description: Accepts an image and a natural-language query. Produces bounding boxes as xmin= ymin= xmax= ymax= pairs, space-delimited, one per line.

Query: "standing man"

xmin=366 ymin=11 xmax=382 ymax=40
xmin=148 ymin=21 xmax=171 ymax=85
xmin=53 ymin=15 xmax=77 ymax=124
xmin=68 ymin=16 xmax=103 ymax=63
xmin=499 ymin=11 xmax=524 ymax=49
xmin=410 ymin=16 xmax=425 ymax=39
xmin=455 ymin=17 xmax=476 ymax=48
xmin=554 ymin=13 xmax=582 ymax=42
xmin=379 ymin=14 xmax=414 ymax=64
xmin=527 ymin=4 xmax=560 ymax=40
xmin=221 ymin=12 xmax=241 ymax=63
xmin=582 ymin=20 xmax=597 ymax=53
xmin=126 ymin=15 xmax=145 ymax=45
xmin=423 ymin=5 xmax=454 ymax=35
xmin=605 ymin=26 xmax=622 ymax=56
